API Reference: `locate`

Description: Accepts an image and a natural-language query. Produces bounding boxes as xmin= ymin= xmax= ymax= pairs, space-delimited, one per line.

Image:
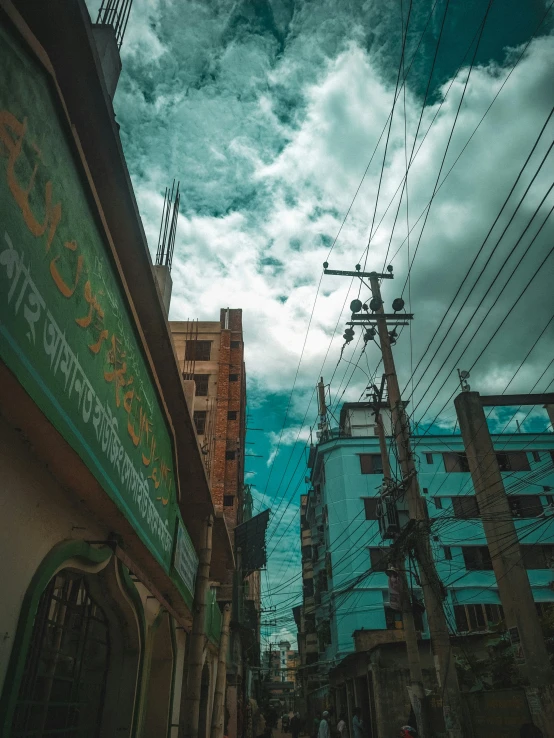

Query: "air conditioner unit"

xmin=378 ymin=499 xmax=400 ymax=540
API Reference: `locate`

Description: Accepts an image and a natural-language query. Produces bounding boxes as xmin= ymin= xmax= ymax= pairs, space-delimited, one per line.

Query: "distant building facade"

xmin=262 ymin=641 xmax=299 ymax=711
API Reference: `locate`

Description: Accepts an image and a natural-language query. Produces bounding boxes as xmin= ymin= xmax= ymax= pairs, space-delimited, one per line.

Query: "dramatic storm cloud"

xmin=88 ymin=0 xmax=554 ymax=643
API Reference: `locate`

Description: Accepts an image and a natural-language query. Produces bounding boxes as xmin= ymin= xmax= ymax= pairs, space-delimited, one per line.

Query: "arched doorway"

xmin=198 ymin=661 xmax=211 ymax=738
xmin=143 ymin=610 xmax=175 ymax=736
xmin=12 ymin=570 xmax=109 ymax=736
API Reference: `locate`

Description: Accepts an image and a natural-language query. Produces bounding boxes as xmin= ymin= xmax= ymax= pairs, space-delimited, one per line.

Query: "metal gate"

xmin=12 ymin=571 xmax=109 ymax=737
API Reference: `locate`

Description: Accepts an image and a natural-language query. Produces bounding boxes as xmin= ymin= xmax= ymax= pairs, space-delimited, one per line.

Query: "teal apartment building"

xmin=304 ymin=401 xmax=554 ymax=669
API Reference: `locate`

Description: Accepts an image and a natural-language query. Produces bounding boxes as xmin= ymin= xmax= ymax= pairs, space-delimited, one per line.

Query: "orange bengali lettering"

xmin=49 ymin=240 xmax=84 ymax=298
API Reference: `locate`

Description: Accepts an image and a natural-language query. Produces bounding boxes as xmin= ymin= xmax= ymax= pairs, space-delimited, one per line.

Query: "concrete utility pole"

xmin=374 ymin=412 xmax=430 ymax=738
xmin=210 ymin=603 xmax=232 ymax=738
xmin=183 ymin=515 xmax=214 ymax=738
xmin=368 ymin=274 xmax=466 ymax=738
xmin=454 ymin=392 xmax=554 ymax=691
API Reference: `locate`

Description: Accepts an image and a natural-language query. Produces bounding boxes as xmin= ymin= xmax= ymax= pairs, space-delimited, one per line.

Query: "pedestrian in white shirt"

xmin=318 ymin=712 xmax=330 ymax=738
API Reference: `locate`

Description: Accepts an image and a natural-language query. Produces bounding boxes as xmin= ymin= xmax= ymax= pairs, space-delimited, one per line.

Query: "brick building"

xmin=171 ymin=309 xmax=262 ymax=738
xmin=171 ymin=308 xmax=247 ymax=529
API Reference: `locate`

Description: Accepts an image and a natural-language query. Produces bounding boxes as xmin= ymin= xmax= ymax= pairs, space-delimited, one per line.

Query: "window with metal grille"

xmin=13 ymin=571 xmax=109 ymax=736
xmin=443 ymin=452 xmax=470 ymax=472
xmin=521 ymin=545 xmax=554 ymax=569
xmin=223 ymin=495 xmax=234 ymax=507
xmin=193 ymin=374 xmax=209 ymax=396
xmin=531 ymin=450 xmax=541 ymax=462
xmin=363 ymin=498 xmax=379 ymax=520
xmin=454 ymin=603 xmax=504 ymax=633
xmin=433 ymin=496 xmax=443 ymax=509
xmin=229 ymin=373 xmax=239 ymax=382
xmin=193 ymin=410 xmax=207 ymax=435
xmin=369 ymin=547 xmax=389 ymax=571
xmin=444 ymin=546 xmax=452 ymax=560
xmin=452 ymin=496 xmax=480 ymax=519
xmin=227 ymin=410 xmax=237 ymax=420
xmin=508 ymin=495 xmax=543 ymax=518
xmin=185 ymin=340 xmax=212 ymax=361
xmin=225 ymin=450 xmax=236 ymax=460
xmin=231 ymin=340 xmax=241 ymax=349
xmin=359 ymin=454 xmax=384 ymax=474
xmin=425 ymin=453 xmax=433 ymax=464
xmin=462 ymin=546 xmax=493 ymax=570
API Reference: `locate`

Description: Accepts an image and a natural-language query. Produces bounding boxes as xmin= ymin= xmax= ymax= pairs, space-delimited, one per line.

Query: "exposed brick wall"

xmin=213 ymin=310 xmax=246 ymax=530
xmin=172 ymin=311 xmax=246 ymax=531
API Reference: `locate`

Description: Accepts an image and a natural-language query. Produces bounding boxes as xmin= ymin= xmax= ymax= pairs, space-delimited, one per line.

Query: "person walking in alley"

xmin=318 ymin=711 xmax=330 ymax=738
xmin=290 ymin=712 xmax=301 ymax=738
xmin=336 ymin=713 xmax=347 ymax=738
xmin=351 ymin=708 xmax=363 ymax=738
xmin=312 ymin=714 xmax=320 ymax=738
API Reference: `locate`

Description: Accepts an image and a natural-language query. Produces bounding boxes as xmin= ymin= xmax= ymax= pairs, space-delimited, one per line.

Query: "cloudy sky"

xmin=89 ymin=0 xmax=554 ymax=645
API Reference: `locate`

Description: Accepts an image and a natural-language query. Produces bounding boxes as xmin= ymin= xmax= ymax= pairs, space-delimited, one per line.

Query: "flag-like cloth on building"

xmin=235 ymin=509 xmax=270 ymax=577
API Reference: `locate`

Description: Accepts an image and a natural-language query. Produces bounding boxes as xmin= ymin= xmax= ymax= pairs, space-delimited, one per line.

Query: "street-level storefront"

xmin=0 ymin=2 xmax=222 ymax=736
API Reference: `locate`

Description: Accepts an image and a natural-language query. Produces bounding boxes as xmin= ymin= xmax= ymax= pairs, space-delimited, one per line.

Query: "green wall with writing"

xmin=0 ymin=22 xmax=188 ymax=580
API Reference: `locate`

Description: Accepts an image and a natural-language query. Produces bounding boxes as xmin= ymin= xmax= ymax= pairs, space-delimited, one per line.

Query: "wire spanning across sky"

xmin=92 ymin=0 xmax=554 ymax=645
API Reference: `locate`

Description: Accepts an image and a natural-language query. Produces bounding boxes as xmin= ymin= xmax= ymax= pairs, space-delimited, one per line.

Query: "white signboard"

xmin=174 ymin=520 xmax=199 ymax=597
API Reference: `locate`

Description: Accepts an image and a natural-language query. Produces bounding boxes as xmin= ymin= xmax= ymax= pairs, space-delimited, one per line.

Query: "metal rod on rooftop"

xmin=156 ymin=187 xmax=168 ymax=265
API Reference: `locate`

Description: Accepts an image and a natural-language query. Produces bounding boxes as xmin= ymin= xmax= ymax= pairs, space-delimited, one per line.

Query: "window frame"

xmin=359 ymin=453 xmax=384 ymax=475
xmin=443 ymin=452 xmax=470 ymax=473
xmin=193 ymin=373 xmax=210 ymax=396
xmin=229 ymin=373 xmax=239 ymax=382
xmin=227 ymin=410 xmax=238 ymax=420
xmin=462 ymin=545 xmax=493 ymax=571
xmin=521 ymin=544 xmax=554 ymax=569
xmin=425 ymin=453 xmax=433 ymax=464
xmin=452 ymin=496 xmax=480 ymax=519
xmin=193 ymin=410 xmax=207 ymax=436
xmin=454 ymin=603 xmax=504 ymax=633
xmin=223 ymin=495 xmax=234 ymax=507
xmin=508 ymin=495 xmax=543 ymax=518
xmin=185 ymin=340 xmax=212 ymax=361
xmin=369 ymin=547 xmax=389 ymax=572
xmin=363 ymin=497 xmax=380 ymax=520
xmin=225 ymin=450 xmax=236 ymax=461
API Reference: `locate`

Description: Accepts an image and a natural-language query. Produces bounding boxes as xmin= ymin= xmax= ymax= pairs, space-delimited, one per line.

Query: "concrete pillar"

xmin=454 ymin=391 xmax=553 ymax=688
xmin=210 ymin=604 xmax=232 ymax=738
xmin=153 ymin=264 xmax=173 ymax=316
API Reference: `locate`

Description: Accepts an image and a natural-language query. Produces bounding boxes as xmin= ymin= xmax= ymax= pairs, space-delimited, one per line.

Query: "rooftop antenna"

xmin=155 ymin=180 xmax=180 ymax=272
xmin=96 ymin=0 xmax=134 ymax=49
